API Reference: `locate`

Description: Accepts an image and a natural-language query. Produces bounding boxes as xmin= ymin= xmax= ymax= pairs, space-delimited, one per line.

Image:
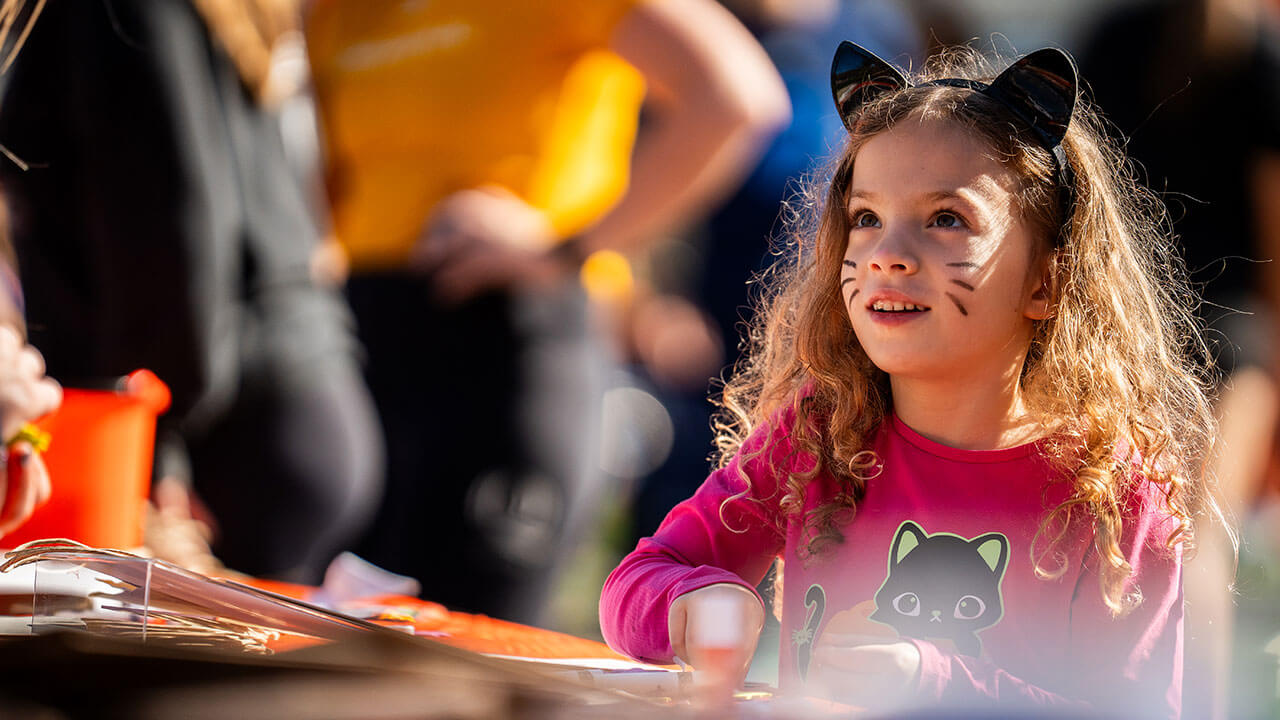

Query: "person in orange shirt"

xmin=305 ymin=0 xmax=789 ymax=623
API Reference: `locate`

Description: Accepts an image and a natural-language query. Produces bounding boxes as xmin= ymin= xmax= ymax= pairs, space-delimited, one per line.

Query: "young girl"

xmin=599 ymin=42 xmax=1226 ymax=717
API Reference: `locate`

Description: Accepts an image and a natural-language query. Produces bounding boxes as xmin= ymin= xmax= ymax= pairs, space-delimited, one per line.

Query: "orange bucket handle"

xmin=122 ymin=369 xmax=171 ymax=415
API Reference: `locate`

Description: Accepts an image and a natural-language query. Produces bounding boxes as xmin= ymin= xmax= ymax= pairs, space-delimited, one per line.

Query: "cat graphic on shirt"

xmin=869 ymin=520 xmax=1010 ymax=657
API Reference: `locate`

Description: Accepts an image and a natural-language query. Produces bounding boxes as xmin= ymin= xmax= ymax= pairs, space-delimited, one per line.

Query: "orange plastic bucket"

xmin=3 ymin=369 xmax=171 ymax=549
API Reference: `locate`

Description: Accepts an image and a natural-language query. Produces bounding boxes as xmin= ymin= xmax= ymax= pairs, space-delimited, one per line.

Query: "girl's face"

xmin=840 ymin=118 xmax=1051 ymax=383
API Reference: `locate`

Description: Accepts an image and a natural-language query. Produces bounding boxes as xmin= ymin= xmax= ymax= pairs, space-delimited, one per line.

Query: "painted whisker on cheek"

xmin=946 ymin=264 xmax=975 ymax=307
xmin=841 ymin=279 xmax=861 ymax=309
xmin=945 ymin=292 xmax=968 ymax=316
xmin=842 ymin=262 xmax=859 ymax=309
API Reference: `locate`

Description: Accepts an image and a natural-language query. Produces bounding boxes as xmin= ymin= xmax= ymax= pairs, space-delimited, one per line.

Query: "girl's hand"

xmin=668 ymin=583 xmax=765 ymax=683
xmin=811 ymin=632 xmax=922 ymax=709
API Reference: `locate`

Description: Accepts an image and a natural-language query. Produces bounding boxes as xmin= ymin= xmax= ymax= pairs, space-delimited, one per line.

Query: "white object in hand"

xmin=690 ymin=590 xmax=745 ymax=649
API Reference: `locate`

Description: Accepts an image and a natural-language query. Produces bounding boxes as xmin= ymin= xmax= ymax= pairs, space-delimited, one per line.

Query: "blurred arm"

xmin=579 ymin=0 xmax=790 ymax=254
xmin=1253 ymin=151 xmax=1280 ymax=498
xmin=410 ymin=0 xmax=788 ymax=301
xmin=1256 ymin=151 xmax=1280 ymax=385
xmin=0 ymin=303 xmax=60 ymax=537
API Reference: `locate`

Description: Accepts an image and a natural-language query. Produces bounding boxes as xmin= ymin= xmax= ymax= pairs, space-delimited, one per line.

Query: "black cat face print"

xmin=870 ymin=521 xmax=1010 ymax=656
xmin=796 ymin=521 xmax=1012 ymax=680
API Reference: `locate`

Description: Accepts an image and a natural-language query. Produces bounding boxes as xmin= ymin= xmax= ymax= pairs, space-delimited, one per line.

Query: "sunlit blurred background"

xmin=0 ymin=0 xmax=1277 ymax=717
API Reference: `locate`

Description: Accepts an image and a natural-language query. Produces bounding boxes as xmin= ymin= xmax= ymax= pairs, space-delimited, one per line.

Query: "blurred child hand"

xmin=668 ymin=583 xmax=765 ymax=685
xmin=0 ymin=443 xmax=50 ymax=538
xmin=811 ymin=632 xmax=921 ymax=709
xmin=0 ymin=325 xmax=60 ymax=443
xmin=0 ymin=324 xmax=61 ymax=539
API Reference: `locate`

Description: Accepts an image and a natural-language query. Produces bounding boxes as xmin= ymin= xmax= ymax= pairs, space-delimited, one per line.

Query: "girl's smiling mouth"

xmin=865 ymin=290 xmax=932 ymax=315
xmin=870 ymin=300 xmax=931 ymax=313
xmin=865 ymin=298 xmax=932 ymax=326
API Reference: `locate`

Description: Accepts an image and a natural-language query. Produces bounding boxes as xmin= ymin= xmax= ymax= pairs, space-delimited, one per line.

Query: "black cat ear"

xmin=831 ymin=41 xmax=909 ymax=133
xmin=969 ymin=533 xmax=1010 ymax=577
xmin=985 ymin=48 xmax=1078 ymax=148
xmin=890 ymin=520 xmax=927 ymax=566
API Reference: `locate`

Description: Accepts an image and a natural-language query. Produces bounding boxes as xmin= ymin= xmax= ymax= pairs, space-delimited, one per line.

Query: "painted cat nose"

xmin=930 ymin=610 xmax=942 ymax=623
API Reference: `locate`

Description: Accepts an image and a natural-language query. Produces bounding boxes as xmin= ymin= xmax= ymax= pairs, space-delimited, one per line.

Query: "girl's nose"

xmin=867 ymin=232 xmax=919 ymax=274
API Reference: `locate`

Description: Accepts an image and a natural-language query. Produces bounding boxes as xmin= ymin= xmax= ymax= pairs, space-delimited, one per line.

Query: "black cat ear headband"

xmin=830 ymin=42 xmax=1079 ymax=234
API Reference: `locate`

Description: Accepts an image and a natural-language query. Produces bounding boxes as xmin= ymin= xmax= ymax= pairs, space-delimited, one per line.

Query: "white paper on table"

xmin=0 ymin=548 xmax=377 ymax=641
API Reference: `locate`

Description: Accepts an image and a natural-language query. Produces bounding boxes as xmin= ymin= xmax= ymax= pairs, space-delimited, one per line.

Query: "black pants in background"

xmin=346 ymin=273 xmax=608 ymax=625
xmin=176 ymin=286 xmax=385 ymax=585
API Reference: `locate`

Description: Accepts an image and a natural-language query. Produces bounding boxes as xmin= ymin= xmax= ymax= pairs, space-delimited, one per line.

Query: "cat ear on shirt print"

xmin=869 ymin=520 xmax=1009 ymax=657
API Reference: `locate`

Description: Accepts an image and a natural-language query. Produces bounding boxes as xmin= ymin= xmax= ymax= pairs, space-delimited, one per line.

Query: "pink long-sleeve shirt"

xmin=600 ymin=412 xmax=1183 ymax=717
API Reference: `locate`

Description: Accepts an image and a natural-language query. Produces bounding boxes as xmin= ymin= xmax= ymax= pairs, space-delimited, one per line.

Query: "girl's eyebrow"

xmin=925 ymin=190 xmax=987 ymax=216
xmin=847 ymin=189 xmax=879 ymax=202
xmin=848 ymin=188 xmax=986 ymax=207
xmin=850 ymin=189 xmax=963 ymax=201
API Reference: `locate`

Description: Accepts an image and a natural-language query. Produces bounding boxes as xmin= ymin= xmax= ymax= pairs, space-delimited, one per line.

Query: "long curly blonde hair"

xmin=713 ymin=46 xmax=1228 ymax=616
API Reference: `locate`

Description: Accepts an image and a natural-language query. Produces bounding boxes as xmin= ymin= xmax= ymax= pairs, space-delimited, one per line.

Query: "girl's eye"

xmin=851 ymin=211 xmax=880 ymax=228
xmin=932 ymin=211 xmax=964 ymax=228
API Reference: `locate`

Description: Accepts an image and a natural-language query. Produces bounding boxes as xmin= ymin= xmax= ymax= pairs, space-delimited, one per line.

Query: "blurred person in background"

xmin=1081 ymin=0 xmax=1280 ymax=715
xmin=0 ymin=0 xmax=60 ymax=545
xmin=0 ymin=0 xmax=383 ymax=584
xmin=304 ymin=0 xmax=788 ymax=625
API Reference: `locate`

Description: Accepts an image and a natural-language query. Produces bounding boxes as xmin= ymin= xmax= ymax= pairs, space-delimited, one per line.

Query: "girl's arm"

xmin=599 ymin=425 xmax=789 ymax=664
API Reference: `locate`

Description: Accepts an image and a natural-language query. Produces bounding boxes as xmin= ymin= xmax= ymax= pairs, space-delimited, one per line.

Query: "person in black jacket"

xmin=0 ymin=0 xmax=382 ymax=583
